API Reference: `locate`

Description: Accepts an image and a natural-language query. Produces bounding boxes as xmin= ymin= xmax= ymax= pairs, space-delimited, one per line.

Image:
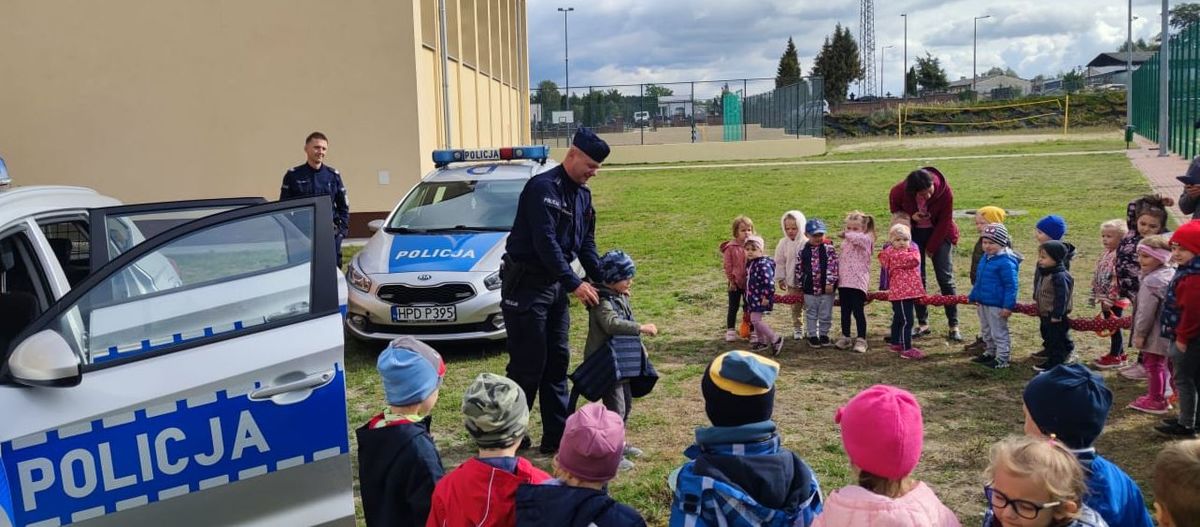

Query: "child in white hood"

xmin=774 ymin=210 xmax=808 ymax=340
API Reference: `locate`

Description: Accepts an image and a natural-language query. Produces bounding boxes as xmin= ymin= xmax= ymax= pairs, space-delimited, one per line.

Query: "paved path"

xmin=1126 ymin=137 xmax=1193 ymax=222
xmin=603 ymin=149 xmax=1125 ymax=173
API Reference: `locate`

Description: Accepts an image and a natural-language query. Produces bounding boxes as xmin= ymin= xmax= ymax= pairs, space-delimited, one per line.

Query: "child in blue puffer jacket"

xmin=968 ymin=224 xmax=1021 ymax=369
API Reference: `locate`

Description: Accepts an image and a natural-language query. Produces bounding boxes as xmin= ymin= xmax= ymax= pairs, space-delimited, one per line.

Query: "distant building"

xmin=948 ymin=74 xmax=1032 ymax=100
xmin=1084 ymin=51 xmax=1157 ymax=87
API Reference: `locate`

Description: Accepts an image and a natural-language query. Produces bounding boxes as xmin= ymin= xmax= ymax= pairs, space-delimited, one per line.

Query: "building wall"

xmin=0 ymin=0 xmax=528 ymax=223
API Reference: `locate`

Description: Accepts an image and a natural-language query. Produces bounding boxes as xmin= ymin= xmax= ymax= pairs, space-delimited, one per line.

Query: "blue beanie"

xmin=1036 ymin=215 xmax=1067 ymax=241
xmin=1022 ymin=364 xmax=1112 ymax=449
xmin=378 ymin=347 xmax=440 ymax=407
xmin=598 ymin=249 xmax=636 ymax=284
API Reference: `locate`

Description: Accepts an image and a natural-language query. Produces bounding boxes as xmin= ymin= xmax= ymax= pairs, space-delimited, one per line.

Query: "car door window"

xmin=0 ymin=228 xmax=52 ymax=354
xmin=46 ymin=206 xmax=316 ymax=365
xmin=38 ymin=218 xmax=91 ymax=287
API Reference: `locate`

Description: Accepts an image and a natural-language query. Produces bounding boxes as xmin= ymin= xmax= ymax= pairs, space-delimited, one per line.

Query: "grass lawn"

xmin=344 ymin=137 xmax=1166 ymax=526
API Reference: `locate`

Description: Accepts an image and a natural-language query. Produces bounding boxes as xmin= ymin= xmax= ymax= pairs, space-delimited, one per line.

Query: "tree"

xmin=1061 ymin=70 xmax=1085 ymax=94
xmin=913 ymin=52 xmax=949 ymax=93
xmin=905 ymin=67 xmax=918 ymax=97
xmin=1170 ymin=3 xmax=1200 ymax=29
xmin=1119 ymin=38 xmax=1160 ymax=52
xmin=533 ymin=80 xmax=561 ymax=106
xmin=985 ymin=66 xmax=1005 ymax=76
xmin=775 ymin=37 xmax=803 ymax=88
xmin=811 ymin=23 xmax=863 ymax=103
xmin=644 ymin=84 xmax=674 ymax=97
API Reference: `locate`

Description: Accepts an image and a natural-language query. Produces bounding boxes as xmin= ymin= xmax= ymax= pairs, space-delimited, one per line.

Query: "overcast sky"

xmin=526 ymin=0 xmax=1168 ymax=97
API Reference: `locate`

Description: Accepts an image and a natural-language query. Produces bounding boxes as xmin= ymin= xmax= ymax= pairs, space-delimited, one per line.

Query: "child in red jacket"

xmin=1158 ymin=220 xmax=1200 ymax=438
xmin=878 ymin=224 xmax=927 ymax=360
xmin=721 ymin=215 xmax=755 ymax=342
xmin=428 ymin=374 xmax=551 ymax=526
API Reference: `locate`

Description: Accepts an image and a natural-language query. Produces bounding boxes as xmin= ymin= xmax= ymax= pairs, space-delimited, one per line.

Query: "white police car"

xmin=345 ymin=146 xmax=564 ymax=343
xmin=0 ymin=160 xmax=354 ymax=526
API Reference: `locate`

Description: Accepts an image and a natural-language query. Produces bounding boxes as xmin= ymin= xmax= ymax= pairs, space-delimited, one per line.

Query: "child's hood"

xmin=988 ymin=248 xmax=1023 ymax=265
xmin=780 ymin=210 xmax=807 ymax=240
xmin=720 ymin=239 xmax=745 ymax=253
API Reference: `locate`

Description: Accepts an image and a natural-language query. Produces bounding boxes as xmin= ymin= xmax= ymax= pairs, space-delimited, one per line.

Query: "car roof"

xmin=421 ymin=159 xmax=557 ymax=183
xmin=0 ymin=185 xmax=121 ymax=227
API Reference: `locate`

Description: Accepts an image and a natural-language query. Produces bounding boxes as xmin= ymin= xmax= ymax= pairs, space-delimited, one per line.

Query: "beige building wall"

xmin=0 ymin=0 xmax=529 ymax=228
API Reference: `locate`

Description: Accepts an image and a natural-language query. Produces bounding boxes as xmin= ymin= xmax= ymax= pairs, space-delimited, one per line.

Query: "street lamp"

xmin=973 ymin=15 xmax=991 ymax=99
xmin=557 ymin=7 xmax=574 ymax=112
xmin=880 ymin=45 xmax=895 ymax=96
xmin=901 ymin=13 xmax=908 ymax=100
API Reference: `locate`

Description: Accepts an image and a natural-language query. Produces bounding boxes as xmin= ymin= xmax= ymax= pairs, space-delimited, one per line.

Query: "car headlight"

xmin=484 ymin=271 xmax=502 ymax=291
xmin=347 ymin=260 xmax=373 ymax=293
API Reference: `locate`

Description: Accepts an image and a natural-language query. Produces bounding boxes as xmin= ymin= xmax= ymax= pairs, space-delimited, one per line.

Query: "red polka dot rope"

xmin=773 ymin=293 xmax=1131 ymax=333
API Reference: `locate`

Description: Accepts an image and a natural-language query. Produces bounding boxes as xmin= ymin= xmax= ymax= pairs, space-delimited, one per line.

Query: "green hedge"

xmin=824 ymin=91 xmax=1126 ymax=138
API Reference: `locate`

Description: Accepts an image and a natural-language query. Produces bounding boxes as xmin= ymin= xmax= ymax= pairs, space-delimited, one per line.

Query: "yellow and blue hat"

xmin=701 ymin=351 xmax=780 ymax=426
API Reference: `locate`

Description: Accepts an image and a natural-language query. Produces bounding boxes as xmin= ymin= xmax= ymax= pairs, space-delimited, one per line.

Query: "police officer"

xmin=280 ymin=131 xmax=350 ymax=264
xmin=502 ymin=128 xmax=608 ymax=453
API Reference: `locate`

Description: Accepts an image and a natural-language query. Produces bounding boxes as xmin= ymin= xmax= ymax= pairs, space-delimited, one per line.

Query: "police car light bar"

xmin=431 ymin=145 xmax=549 ymax=168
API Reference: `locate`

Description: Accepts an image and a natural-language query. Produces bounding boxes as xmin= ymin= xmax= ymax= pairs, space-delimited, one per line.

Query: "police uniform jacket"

xmin=505 ymin=165 xmax=601 ymax=291
xmin=280 ymin=163 xmax=350 ymax=236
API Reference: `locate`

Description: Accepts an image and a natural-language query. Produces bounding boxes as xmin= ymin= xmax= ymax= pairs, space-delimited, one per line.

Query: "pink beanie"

xmin=835 ymin=385 xmax=924 ymax=480
xmin=555 ymin=402 xmax=626 ymax=482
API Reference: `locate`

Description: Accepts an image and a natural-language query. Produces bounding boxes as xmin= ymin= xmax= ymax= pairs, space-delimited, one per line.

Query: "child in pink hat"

xmin=814 ymin=385 xmax=960 ymax=526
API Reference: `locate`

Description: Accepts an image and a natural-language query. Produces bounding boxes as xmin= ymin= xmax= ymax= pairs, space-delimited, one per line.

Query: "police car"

xmin=0 ymin=160 xmax=355 ymax=526
xmin=345 ymin=146 xmax=568 ymax=343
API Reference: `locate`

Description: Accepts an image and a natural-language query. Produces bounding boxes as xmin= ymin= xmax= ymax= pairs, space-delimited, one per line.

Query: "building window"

xmin=462 ymin=0 xmax=477 ymax=66
xmin=478 ymin=0 xmax=491 ymax=76
xmin=421 ymin=0 xmax=437 ymax=49
xmin=448 ymin=0 xmax=460 ymax=58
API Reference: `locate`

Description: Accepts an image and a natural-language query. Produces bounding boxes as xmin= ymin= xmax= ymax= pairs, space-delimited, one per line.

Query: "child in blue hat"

xmin=797 ymin=218 xmax=839 ymax=348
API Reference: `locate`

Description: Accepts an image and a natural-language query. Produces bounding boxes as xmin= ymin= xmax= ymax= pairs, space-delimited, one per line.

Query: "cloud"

xmin=527 ymin=0 xmax=1166 ymax=96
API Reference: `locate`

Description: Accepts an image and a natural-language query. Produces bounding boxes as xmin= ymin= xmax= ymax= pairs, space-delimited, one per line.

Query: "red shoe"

xmin=888 ymin=344 xmax=903 ymax=353
xmin=900 ymin=348 xmax=927 ymax=360
xmin=1093 ymin=354 xmax=1128 ymax=370
xmin=1128 ymin=396 xmax=1171 ymax=415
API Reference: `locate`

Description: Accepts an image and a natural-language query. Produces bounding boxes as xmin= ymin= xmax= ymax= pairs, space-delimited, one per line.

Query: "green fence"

xmin=1132 ymin=22 xmax=1200 ymax=159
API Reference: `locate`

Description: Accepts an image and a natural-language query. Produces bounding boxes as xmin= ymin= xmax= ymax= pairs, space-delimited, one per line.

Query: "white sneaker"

xmin=834 ymin=336 xmax=852 ymax=350
xmin=624 ymin=445 xmax=644 ymax=458
xmin=619 ymin=458 xmax=635 ymax=471
xmin=793 ymin=329 xmax=804 ymax=340
xmin=852 ymin=338 xmax=868 ymax=353
xmin=724 ymin=329 xmax=738 ymax=342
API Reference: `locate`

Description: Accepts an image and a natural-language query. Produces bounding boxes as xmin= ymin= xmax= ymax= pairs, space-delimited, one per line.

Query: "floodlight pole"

xmin=558 ymin=7 xmax=574 ymax=112
xmin=901 ymin=13 xmax=908 ymax=100
xmin=973 ymin=15 xmax=991 ymax=99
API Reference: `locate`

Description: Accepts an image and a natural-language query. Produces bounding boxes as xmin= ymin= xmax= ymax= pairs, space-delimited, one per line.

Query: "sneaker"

xmin=819 ymin=335 xmax=832 ymax=346
xmin=808 ymin=336 xmax=823 ymax=348
xmin=852 ymin=338 xmax=869 ymax=353
xmin=624 ymin=445 xmax=644 ymax=458
xmin=888 ymin=344 xmax=904 ymax=353
xmin=793 ymin=329 xmax=804 ymax=340
xmin=750 ymin=342 xmax=768 ymax=352
xmin=964 ymin=337 xmax=986 ymax=353
xmin=750 ymin=332 xmax=760 ymax=345
xmin=1093 ymin=354 xmax=1128 ymax=369
xmin=978 ymin=357 xmax=1010 ymax=369
xmin=1155 ymin=422 xmax=1199 ymax=438
xmin=619 ymin=458 xmax=635 ymax=471
xmin=913 ymin=327 xmax=932 ymax=338
xmin=900 ymin=348 xmax=927 ymax=360
xmin=1128 ymin=396 xmax=1171 ymax=415
xmin=1118 ymin=363 xmax=1148 ymax=380
xmin=948 ymin=328 xmax=964 ymax=342
xmin=1162 ymin=417 xmax=1181 ymax=427
xmin=1032 ymin=360 xmax=1063 ymax=373
xmin=772 ymin=336 xmax=784 ymax=356
xmin=834 ymin=336 xmax=852 ymax=350
xmin=1030 ymin=349 xmax=1049 ymax=359
xmin=724 ymin=329 xmax=738 ymax=342
xmin=972 ymin=354 xmax=996 ymax=364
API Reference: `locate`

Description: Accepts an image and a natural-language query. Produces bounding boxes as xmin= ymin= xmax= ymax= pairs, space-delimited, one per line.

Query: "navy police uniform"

xmin=502 ymin=128 xmax=608 ymax=451
xmin=280 ymin=163 xmax=350 ymax=263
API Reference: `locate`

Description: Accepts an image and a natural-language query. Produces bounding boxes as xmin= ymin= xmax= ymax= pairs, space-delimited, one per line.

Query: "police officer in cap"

xmin=502 ymin=127 xmax=608 ymax=453
xmin=280 ymin=131 xmax=350 ymax=264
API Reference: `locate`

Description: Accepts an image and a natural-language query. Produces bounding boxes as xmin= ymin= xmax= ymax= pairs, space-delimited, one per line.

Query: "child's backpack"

xmin=668 ymin=458 xmax=822 ymax=527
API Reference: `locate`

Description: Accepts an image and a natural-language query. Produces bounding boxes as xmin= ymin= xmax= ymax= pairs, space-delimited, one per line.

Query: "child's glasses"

xmin=984 ymin=485 xmax=1060 ymax=520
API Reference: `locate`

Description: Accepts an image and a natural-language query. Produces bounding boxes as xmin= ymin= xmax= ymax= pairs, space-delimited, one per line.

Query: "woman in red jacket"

xmin=888 ymin=167 xmax=962 ymax=342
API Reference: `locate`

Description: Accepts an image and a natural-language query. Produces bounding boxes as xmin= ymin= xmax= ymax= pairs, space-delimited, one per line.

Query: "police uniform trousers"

xmin=502 ymin=280 xmax=571 ymax=451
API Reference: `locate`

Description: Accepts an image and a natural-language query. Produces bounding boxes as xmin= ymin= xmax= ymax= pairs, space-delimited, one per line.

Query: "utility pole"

xmin=901 ymin=13 xmax=908 ymax=100
xmin=881 ymin=45 xmax=894 ymax=96
xmin=558 ymin=7 xmax=574 ymax=112
xmin=973 ymin=15 xmax=991 ymax=99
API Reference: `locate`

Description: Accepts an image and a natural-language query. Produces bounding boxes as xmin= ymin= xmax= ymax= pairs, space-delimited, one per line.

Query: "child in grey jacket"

xmin=584 ymin=249 xmax=657 ymax=469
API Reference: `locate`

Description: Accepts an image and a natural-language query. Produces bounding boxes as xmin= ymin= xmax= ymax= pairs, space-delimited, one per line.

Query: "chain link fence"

xmin=529 ymin=77 xmax=824 ymax=147
xmin=1132 ymin=22 xmax=1200 ymax=159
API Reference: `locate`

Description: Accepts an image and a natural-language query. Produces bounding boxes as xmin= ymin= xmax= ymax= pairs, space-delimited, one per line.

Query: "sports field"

xmin=345 ymin=134 xmax=1165 ymax=525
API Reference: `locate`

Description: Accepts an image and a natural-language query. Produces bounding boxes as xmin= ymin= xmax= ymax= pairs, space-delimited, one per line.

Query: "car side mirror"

xmin=367 ymin=219 xmax=385 ymax=233
xmin=7 ymin=330 xmax=82 ymax=387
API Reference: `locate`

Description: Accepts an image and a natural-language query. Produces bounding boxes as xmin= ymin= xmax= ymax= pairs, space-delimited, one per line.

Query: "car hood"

xmin=357 ymin=231 xmax=508 ymax=275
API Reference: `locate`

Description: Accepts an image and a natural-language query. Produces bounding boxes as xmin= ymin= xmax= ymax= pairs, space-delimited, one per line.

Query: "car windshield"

xmin=387 ymin=178 xmax=526 ymax=232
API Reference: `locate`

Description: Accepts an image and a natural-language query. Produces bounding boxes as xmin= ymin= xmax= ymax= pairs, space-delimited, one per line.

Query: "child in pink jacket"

xmin=721 ymin=215 xmax=754 ymax=342
xmin=878 ymin=224 xmax=927 ymax=360
xmin=814 ymin=385 xmax=960 ymax=527
xmin=836 ymin=211 xmax=876 ymax=353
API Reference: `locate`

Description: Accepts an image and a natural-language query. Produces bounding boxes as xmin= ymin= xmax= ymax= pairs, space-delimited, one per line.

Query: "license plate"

xmin=392 ymin=305 xmax=457 ymax=322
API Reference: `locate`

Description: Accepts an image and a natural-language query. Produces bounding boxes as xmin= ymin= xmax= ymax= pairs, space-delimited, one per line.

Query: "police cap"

xmin=572 ymin=127 xmax=610 ymax=163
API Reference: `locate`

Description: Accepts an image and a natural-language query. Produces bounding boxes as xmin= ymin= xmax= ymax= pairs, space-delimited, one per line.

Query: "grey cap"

xmin=461 ymin=373 xmax=529 ymax=448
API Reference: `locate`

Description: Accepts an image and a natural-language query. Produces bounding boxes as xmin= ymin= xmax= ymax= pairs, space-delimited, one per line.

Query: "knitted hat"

xmin=976 ymin=206 xmax=1007 ymax=224
xmin=1036 ymin=215 xmax=1068 ymax=241
xmin=597 ymin=249 xmax=636 ymax=284
xmin=982 ymin=223 xmax=1010 ymax=247
xmin=701 ymin=351 xmax=780 ymax=427
xmin=1172 ymin=220 xmax=1200 ymax=254
xmin=555 ymin=402 xmax=626 ymax=482
xmin=462 ymin=373 xmax=529 ymax=448
xmin=835 ymin=385 xmax=924 ymax=480
xmin=805 ymin=218 xmax=827 ymax=235
xmin=1022 ymin=364 xmax=1112 ymax=449
xmin=387 ymin=336 xmax=446 ymax=377
xmin=744 ymin=234 xmax=765 ymax=250
xmin=1040 ymin=241 xmax=1069 ymax=264
xmin=378 ymin=345 xmax=441 ymax=407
